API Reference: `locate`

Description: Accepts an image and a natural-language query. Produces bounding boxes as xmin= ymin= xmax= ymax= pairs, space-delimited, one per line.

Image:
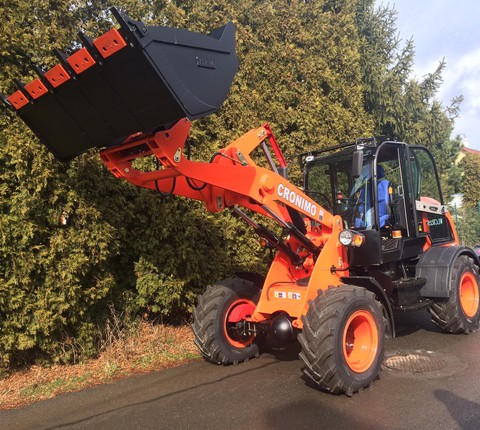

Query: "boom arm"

xmin=100 ymin=118 xmax=334 ymax=266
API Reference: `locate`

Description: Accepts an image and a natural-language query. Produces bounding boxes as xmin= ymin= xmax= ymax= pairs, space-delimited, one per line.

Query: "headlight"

xmin=339 ymin=229 xmax=365 ymax=247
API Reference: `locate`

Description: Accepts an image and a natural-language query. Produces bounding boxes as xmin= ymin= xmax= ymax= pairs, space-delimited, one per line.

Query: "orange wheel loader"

xmin=2 ymin=7 xmax=479 ymax=396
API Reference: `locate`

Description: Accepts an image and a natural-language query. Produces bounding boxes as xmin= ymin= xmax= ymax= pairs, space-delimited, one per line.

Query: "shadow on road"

xmin=261 ymin=341 xmax=301 ymax=362
xmin=393 ymin=308 xmax=441 ymax=337
xmin=434 ymin=389 xmax=480 ymax=430
xmin=262 ymin=398 xmax=376 ymax=429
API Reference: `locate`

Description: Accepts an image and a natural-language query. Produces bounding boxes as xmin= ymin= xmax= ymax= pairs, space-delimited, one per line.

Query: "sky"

xmin=375 ymin=1 xmax=480 ymax=151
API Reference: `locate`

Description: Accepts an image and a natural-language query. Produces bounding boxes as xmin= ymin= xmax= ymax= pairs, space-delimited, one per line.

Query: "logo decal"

xmin=427 ymin=218 xmax=443 ymax=226
xmin=277 ymin=184 xmax=317 ymax=217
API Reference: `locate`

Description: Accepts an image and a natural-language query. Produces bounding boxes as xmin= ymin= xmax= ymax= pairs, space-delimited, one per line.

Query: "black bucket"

xmin=4 ymin=7 xmax=238 ymax=161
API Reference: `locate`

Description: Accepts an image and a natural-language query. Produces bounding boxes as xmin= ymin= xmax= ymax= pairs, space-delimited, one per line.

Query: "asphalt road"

xmin=2 ymin=310 xmax=480 ymax=430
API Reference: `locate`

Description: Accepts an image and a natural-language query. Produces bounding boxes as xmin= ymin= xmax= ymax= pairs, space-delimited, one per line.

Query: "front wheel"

xmin=298 ymin=285 xmax=385 ymax=396
xmin=192 ymin=278 xmax=261 ymax=365
xmin=430 ymin=255 xmax=480 ymax=333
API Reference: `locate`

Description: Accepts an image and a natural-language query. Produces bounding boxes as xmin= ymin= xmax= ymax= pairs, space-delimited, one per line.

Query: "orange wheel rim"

xmin=224 ymin=299 xmax=256 ymax=348
xmin=343 ymin=310 xmax=378 ymax=373
xmin=459 ymin=272 xmax=479 ymax=318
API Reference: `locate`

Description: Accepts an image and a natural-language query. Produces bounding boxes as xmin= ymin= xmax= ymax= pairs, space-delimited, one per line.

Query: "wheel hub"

xmin=459 ymin=272 xmax=479 ymax=318
xmin=343 ymin=310 xmax=379 ymax=373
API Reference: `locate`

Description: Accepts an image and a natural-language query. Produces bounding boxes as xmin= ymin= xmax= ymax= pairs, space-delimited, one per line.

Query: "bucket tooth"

xmin=24 ymin=78 xmax=48 ymax=100
xmin=8 ymin=91 xmax=29 ymax=110
xmin=44 ymin=64 xmax=71 ymax=88
xmin=0 ymin=93 xmax=11 ymax=109
xmin=94 ymin=28 xmax=127 ymax=59
xmin=32 ymin=64 xmax=55 ymax=92
xmin=77 ymin=31 xmax=101 ymax=61
xmin=53 ymin=48 xmax=76 ymax=78
xmin=110 ymin=6 xmax=148 ymax=38
xmin=67 ymin=48 xmax=96 ymax=75
xmin=13 ymin=79 xmax=33 ymax=102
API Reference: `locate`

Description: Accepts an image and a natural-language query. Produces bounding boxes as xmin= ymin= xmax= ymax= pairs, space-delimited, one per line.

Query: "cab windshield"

xmin=304 ymin=152 xmax=375 ymax=230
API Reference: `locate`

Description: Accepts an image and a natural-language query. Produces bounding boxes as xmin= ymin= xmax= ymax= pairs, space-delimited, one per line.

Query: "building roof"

xmin=463 ymin=147 xmax=480 ymax=156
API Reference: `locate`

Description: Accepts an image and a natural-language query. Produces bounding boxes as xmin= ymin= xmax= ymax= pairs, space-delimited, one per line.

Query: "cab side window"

xmin=409 ymin=147 xmax=452 ymax=243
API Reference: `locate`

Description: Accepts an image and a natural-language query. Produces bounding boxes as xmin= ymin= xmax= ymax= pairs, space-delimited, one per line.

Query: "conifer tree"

xmin=355 ymin=0 xmax=463 ymax=198
xmin=461 ymin=153 xmax=480 ymax=208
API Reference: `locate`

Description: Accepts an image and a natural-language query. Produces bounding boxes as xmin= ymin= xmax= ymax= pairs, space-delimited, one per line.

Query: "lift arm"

xmin=100 ymin=118 xmax=334 ymax=266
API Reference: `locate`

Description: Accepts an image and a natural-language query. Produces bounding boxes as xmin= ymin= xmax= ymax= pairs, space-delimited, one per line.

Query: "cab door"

xmin=406 ymin=146 xmax=455 ymax=245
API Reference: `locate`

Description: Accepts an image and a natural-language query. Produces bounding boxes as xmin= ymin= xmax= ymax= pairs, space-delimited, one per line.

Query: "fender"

xmin=416 ymin=246 xmax=479 ymax=298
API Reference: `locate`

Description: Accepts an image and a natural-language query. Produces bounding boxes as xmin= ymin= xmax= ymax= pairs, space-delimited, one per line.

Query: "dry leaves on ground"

xmin=0 ymin=324 xmax=200 ymax=410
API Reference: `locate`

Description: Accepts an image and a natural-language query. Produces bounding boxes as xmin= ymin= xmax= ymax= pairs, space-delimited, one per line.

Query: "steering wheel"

xmin=336 ymin=195 xmax=360 ymax=218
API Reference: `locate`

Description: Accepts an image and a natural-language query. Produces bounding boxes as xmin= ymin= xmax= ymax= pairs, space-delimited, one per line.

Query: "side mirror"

xmin=352 ymin=150 xmax=364 ymax=178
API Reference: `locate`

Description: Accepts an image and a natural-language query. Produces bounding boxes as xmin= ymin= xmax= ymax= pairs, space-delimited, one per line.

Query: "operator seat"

xmin=377 ymin=165 xmax=390 ymax=228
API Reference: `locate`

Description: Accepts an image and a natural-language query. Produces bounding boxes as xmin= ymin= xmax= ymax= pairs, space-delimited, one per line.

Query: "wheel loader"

xmin=2 ymin=7 xmax=479 ymax=396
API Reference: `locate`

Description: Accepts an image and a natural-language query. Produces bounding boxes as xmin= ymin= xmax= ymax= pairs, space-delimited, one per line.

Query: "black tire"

xmin=192 ymin=278 xmax=261 ymax=365
xmin=430 ymin=255 xmax=480 ymax=334
xmin=298 ymin=285 xmax=385 ymax=396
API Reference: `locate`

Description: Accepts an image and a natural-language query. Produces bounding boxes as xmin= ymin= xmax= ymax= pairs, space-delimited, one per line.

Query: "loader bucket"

xmin=2 ymin=7 xmax=238 ymax=161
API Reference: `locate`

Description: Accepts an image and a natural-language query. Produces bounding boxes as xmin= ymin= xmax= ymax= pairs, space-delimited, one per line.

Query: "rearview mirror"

xmin=352 ymin=150 xmax=363 ymax=178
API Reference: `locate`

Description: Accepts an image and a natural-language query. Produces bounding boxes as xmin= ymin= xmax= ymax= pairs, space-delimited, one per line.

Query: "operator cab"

xmin=302 ymin=138 xmax=456 ymax=266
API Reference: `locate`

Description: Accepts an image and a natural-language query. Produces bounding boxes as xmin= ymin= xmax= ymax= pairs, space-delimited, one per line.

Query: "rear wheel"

xmin=430 ymin=255 xmax=480 ymax=333
xmin=298 ymin=285 xmax=385 ymax=396
xmin=192 ymin=278 xmax=261 ymax=365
